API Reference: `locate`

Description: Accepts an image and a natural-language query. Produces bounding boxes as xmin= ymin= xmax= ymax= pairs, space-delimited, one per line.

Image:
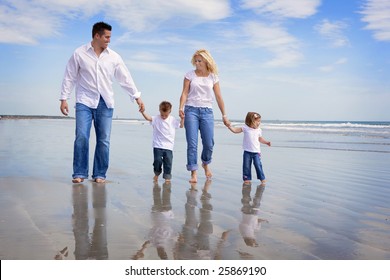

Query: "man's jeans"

xmin=242 ymin=151 xmax=265 ymax=181
xmin=153 ymin=148 xmax=173 ymax=179
xmin=73 ymin=97 xmax=113 ymax=180
xmin=184 ymin=106 xmax=214 ymax=171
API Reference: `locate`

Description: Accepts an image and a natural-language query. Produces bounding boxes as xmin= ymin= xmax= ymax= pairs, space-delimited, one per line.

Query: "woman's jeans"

xmin=73 ymin=97 xmax=113 ymax=180
xmin=153 ymin=148 xmax=173 ymax=179
xmin=243 ymin=151 xmax=265 ymax=181
xmin=184 ymin=106 xmax=214 ymax=171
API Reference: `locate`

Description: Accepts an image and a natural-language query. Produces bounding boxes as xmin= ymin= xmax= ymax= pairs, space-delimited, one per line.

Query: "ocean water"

xmin=0 ymin=118 xmax=389 ymax=260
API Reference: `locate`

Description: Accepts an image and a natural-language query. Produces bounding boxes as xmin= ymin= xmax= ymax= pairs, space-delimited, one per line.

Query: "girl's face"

xmin=253 ymin=117 xmax=261 ymax=128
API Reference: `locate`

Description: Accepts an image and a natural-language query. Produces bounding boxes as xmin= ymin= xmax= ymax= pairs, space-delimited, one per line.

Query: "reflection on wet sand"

xmin=174 ymin=180 xmax=230 ymax=260
xmin=72 ymin=184 xmax=108 ymax=260
xmin=239 ymin=183 xmax=268 ymax=250
xmin=132 ymin=182 xmax=174 ymax=260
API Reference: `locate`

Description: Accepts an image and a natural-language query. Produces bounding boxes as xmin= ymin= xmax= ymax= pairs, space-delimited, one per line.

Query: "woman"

xmin=179 ymin=49 xmax=230 ymax=183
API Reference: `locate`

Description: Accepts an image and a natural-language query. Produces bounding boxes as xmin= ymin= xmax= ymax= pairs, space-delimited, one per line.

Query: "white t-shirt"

xmin=242 ymin=125 xmax=262 ymax=153
xmin=184 ymin=70 xmax=219 ymax=108
xmin=150 ymin=115 xmax=181 ymax=151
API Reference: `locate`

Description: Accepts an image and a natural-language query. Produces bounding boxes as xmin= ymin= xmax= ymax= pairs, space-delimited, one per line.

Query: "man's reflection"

xmin=239 ymin=183 xmax=267 ymax=247
xmin=72 ymin=184 xmax=108 ymax=259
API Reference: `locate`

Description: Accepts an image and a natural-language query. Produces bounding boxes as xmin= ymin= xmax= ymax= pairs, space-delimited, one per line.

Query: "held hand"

xmin=136 ymin=98 xmax=145 ymax=112
xmin=60 ymin=100 xmax=69 ymax=116
xmin=179 ymin=109 xmax=185 ymax=119
xmin=222 ymin=115 xmax=231 ymax=127
xmin=267 ymin=141 xmax=271 ymax=147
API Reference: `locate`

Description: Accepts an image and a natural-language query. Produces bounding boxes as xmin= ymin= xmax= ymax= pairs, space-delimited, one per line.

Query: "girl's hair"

xmin=159 ymin=101 xmax=172 ymax=112
xmin=191 ymin=49 xmax=218 ymax=75
xmin=245 ymin=112 xmax=261 ymax=128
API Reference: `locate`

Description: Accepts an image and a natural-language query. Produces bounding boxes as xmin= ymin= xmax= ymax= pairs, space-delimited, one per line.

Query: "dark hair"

xmin=159 ymin=101 xmax=172 ymax=112
xmin=92 ymin=22 xmax=112 ymax=38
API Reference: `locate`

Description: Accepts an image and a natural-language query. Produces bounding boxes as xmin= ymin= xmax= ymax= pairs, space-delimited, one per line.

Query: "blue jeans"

xmin=73 ymin=97 xmax=113 ymax=180
xmin=184 ymin=106 xmax=214 ymax=171
xmin=243 ymin=151 xmax=265 ymax=181
xmin=153 ymin=148 xmax=173 ymax=179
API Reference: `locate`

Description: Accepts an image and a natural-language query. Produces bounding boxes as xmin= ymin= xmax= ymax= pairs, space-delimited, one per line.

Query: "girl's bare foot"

xmin=153 ymin=175 xmax=158 ymax=182
xmin=202 ymin=164 xmax=212 ymax=179
xmin=189 ymin=170 xmax=197 ymax=183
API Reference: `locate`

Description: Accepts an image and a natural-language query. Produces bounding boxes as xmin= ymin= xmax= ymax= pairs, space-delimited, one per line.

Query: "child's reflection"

xmin=72 ymin=184 xmax=108 ymax=259
xmin=239 ymin=183 xmax=268 ymax=247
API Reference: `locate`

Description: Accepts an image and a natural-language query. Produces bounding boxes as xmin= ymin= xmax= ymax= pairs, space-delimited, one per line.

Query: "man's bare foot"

xmin=189 ymin=170 xmax=197 ymax=183
xmin=202 ymin=164 xmax=212 ymax=179
xmin=94 ymin=178 xmax=106 ymax=183
xmin=72 ymin=178 xmax=84 ymax=183
xmin=153 ymin=175 xmax=158 ymax=182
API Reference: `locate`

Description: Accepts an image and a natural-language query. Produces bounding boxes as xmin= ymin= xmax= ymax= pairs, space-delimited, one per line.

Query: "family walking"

xmin=59 ymin=21 xmax=270 ymax=186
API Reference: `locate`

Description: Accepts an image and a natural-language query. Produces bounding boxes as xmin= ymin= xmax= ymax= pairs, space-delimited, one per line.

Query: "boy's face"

xmin=160 ymin=110 xmax=171 ymax=119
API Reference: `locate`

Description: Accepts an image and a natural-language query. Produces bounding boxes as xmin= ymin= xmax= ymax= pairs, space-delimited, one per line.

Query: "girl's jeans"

xmin=243 ymin=151 xmax=265 ymax=181
xmin=184 ymin=106 xmax=214 ymax=171
xmin=153 ymin=148 xmax=173 ymax=179
xmin=73 ymin=97 xmax=113 ymax=180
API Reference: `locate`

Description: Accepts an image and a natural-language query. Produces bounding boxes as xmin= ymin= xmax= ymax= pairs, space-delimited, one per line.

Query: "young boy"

xmin=141 ymin=101 xmax=184 ymax=182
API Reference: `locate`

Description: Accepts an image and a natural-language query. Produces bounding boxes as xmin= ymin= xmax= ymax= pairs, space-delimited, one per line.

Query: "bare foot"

xmin=94 ymin=178 xmax=106 ymax=183
xmin=202 ymin=164 xmax=212 ymax=179
xmin=260 ymin=180 xmax=266 ymax=186
xmin=243 ymin=180 xmax=251 ymax=185
xmin=165 ymin=179 xmax=171 ymax=183
xmin=72 ymin=178 xmax=84 ymax=183
xmin=153 ymin=175 xmax=158 ymax=182
xmin=189 ymin=170 xmax=197 ymax=183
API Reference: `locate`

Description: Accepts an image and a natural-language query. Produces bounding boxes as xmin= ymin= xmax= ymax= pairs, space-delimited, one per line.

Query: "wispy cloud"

xmin=314 ymin=19 xmax=350 ymax=47
xmin=0 ymin=0 xmax=231 ymax=45
xmin=240 ymin=0 xmax=321 ymax=19
xmin=241 ymin=21 xmax=303 ymax=67
xmin=360 ymin=0 xmax=390 ymax=41
xmin=319 ymin=57 xmax=348 ymax=72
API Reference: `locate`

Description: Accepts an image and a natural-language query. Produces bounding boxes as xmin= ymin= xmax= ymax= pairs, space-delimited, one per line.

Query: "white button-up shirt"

xmin=60 ymin=43 xmax=141 ymax=108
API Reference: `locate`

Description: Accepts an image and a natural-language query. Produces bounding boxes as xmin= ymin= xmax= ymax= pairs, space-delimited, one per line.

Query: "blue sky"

xmin=1 ymin=0 xmax=389 ymax=121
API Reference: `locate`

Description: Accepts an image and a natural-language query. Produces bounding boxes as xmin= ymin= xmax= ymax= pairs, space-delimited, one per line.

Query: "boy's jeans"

xmin=153 ymin=148 xmax=173 ymax=179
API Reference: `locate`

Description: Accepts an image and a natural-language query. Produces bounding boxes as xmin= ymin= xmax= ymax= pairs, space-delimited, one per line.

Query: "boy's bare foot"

xmin=260 ymin=180 xmax=266 ymax=186
xmin=72 ymin=178 xmax=84 ymax=183
xmin=202 ymin=164 xmax=212 ymax=179
xmin=189 ymin=170 xmax=197 ymax=183
xmin=243 ymin=180 xmax=251 ymax=185
xmin=153 ymin=175 xmax=158 ymax=182
xmin=165 ymin=179 xmax=171 ymax=183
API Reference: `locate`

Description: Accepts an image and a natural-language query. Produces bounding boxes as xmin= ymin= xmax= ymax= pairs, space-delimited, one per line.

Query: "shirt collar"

xmin=87 ymin=42 xmax=111 ymax=54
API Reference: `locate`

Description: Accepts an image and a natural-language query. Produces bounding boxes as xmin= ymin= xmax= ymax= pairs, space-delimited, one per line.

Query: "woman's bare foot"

xmin=202 ymin=164 xmax=212 ymax=179
xmin=72 ymin=178 xmax=84 ymax=183
xmin=189 ymin=170 xmax=197 ymax=183
xmin=153 ymin=175 xmax=159 ymax=182
xmin=260 ymin=180 xmax=266 ymax=186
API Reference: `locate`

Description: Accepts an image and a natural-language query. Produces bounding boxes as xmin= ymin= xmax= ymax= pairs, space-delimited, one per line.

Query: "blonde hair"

xmin=245 ymin=112 xmax=261 ymax=128
xmin=191 ymin=49 xmax=218 ymax=75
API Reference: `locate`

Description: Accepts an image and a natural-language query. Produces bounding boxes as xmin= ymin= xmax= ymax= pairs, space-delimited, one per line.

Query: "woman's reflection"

xmin=72 ymin=184 xmax=108 ymax=259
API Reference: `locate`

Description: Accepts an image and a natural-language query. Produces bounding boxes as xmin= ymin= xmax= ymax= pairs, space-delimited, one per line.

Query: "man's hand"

xmin=60 ymin=100 xmax=69 ymax=116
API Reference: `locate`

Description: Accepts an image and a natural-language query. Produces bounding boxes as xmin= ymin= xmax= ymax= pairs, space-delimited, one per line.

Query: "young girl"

xmin=228 ymin=112 xmax=271 ymax=185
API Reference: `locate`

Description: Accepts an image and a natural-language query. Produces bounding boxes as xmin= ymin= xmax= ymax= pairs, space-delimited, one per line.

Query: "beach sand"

xmin=0 ymin=118 xmax=389 ymax=260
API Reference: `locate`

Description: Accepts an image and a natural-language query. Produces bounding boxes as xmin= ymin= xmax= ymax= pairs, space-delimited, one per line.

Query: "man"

xmin=60 ymin=22 xmax=144 ymax=183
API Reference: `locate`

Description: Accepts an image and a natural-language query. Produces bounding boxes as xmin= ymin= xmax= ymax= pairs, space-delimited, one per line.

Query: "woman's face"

xmin=194 ymin=55 xmax=206 ymax=71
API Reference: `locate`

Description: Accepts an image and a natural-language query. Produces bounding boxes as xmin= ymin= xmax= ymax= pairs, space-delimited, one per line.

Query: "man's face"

xmin=96 ymin=30 xmax=111 ymax=49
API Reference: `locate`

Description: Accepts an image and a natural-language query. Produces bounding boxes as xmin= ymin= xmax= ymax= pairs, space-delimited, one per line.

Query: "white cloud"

xmin=240 ymin=0 xmax=321 ymax=19
xmin=0 ymin=0 xmax=231 ymax=45
xmin=242 ymin=21 xmax=303 ymax=67
xmin=360 ymin=0 xmax=390 ymax=41
xmin=314 ymin=19 xmax=350 ymax=47
xmin=319 ymin=57 xmax=348 ymax=72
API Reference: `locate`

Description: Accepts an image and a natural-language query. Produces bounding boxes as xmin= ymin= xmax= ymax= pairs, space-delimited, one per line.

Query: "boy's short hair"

xmin=159 ymin=101 xmax=172 ymax=112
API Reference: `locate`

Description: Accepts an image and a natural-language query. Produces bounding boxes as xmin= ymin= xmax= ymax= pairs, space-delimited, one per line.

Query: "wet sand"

xmin=0 ymin=119 xmax=389 ymax=260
